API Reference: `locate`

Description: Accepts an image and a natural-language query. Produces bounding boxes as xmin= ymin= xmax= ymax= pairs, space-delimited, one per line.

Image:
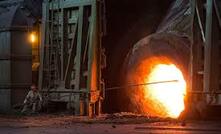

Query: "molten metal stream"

xmin=145 ymin=64 xmax=186 ymax=118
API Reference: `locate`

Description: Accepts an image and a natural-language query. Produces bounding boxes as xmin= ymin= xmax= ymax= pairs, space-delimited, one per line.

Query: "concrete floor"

xmin=1 ymin=114 xmax=221 ymax=134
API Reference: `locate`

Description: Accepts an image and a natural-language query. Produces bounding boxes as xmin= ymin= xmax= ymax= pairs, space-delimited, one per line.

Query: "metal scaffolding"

xmin=191 ymin=0 xmax=221 ymax=105
xmin=38 ymin=0 xmax=105 ymax=116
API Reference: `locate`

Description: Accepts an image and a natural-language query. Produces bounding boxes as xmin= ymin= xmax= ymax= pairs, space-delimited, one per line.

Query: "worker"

xmin=21 ymin=84 xmax=42 ymax=114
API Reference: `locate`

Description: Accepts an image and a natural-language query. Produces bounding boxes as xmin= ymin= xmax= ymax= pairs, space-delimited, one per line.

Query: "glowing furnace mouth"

xmin=145 ymin=64 xmax=186 ymax=118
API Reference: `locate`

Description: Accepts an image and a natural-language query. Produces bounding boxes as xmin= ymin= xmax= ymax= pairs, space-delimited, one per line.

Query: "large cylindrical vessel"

xmin=0 ymin=2 xmax=32 ymax=112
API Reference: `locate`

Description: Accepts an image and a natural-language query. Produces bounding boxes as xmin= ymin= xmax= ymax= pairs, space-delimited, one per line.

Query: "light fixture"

xmin=29 ymin=32 xmax=37 ymax=44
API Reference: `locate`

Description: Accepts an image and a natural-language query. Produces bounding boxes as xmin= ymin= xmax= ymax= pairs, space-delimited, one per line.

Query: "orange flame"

xmin=127 ymin=56 xmax=186 ymax=118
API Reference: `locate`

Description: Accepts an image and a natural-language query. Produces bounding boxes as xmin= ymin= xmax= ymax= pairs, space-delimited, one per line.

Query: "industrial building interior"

xmin=1 ymin=0 xmax=221 ymax=133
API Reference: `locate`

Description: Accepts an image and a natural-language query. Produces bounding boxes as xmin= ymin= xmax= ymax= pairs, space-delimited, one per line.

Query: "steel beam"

xmin=49 ymin=0 xmax=94 ymax=10
xmin=60 ymin=2 xmax=64 ymax=81
xmin=204 ymin=0 xmax=213 ymax=93
xmin=72 ymin=6 xmax=84 ymax=115
xmin=38 ymin=1 xmax=48 ymax=90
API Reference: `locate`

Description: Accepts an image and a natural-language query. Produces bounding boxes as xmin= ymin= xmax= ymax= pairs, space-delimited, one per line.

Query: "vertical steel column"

xmin=60 ymin=0 xmax=64 ymax=81
xmin=204 ymin=0 xmax=213 ymax=94
xmin=38 ymin=0 xmax=48 ymax=90
xmin=190 ymin=0 xmax=196 ymax=93
xmin=74 ymin=6 xmax=84 ymax=115
xmin=87 ymin=0 xmax=97 ymax=117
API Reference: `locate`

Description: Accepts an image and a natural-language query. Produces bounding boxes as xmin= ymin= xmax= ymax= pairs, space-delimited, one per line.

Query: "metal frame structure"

xmin=39 ymin=0 xmax=105 ymax=116
xmin=191 ymin=0 xmax=221 ymax=105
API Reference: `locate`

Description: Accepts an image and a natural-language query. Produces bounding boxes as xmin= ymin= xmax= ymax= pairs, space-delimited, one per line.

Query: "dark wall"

xmin=24 ymin=0 xmax=43 ymax=18
xmin=103 ymin=0 xmax=174 ymax=113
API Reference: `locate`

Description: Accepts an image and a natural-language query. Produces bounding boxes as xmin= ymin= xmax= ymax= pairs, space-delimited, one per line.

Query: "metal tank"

xmin=0 ymin=0 xmax=34 ymax=112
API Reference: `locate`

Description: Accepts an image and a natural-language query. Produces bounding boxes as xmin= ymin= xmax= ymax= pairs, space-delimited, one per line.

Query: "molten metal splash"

xmin=145 ymin=64 xmax=186 ymax=118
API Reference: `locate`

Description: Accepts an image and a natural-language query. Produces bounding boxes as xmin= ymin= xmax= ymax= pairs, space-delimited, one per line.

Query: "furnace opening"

xmin=126 ymin=57 xmax=187 ymax=118
xmin=145 ymin=64 xmax=186 ymax=118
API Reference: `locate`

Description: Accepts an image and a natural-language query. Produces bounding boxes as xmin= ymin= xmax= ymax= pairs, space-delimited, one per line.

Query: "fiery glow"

xmin=126 ymin=57 xmax=187 ymax=118
xmin=145 ymin=64 xmax=186 ymax=118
